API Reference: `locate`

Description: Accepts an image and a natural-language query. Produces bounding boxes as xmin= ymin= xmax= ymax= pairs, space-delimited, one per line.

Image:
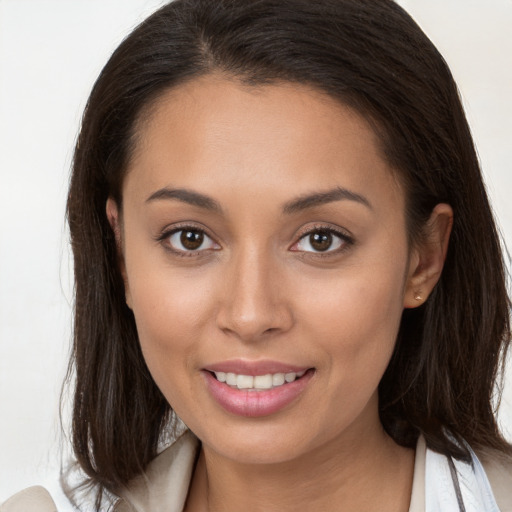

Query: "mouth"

xmin=208 ymin=369 xmax=311 ymax=391
xmin=202 ymin=366 xmax=315 ymax=417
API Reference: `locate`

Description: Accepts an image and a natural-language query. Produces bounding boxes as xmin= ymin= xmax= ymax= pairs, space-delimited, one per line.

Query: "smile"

xmin=213 ymin=370 xmax=306 ymax=391
xmin=203 ymin=365 xmax=315 ymax=417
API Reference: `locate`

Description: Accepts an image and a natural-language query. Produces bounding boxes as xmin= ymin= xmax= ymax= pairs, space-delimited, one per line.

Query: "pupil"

xmin=181 ymin=230 xmax=203 ymax=250
xmin=310 ymin=231 xmax=332 ymax=251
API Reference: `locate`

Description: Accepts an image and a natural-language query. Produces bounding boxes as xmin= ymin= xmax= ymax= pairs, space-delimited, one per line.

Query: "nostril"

xmin=215 ymin=292 xmax=294 ymax=341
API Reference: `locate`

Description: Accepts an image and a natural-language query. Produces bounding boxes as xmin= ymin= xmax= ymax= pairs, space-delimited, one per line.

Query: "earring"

xmin=414 ymin=292 xmax=422 ymax=301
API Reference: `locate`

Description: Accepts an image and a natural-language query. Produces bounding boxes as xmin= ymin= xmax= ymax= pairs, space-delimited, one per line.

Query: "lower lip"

xmin=203 ymin=370 xmax=314 ymax=417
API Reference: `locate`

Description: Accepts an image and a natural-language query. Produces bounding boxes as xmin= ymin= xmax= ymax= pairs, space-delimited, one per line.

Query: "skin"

xmin=107 ymin=75 xmax=452 ymax=511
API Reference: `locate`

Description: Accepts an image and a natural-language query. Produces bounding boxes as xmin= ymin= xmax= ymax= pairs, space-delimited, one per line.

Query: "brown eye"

xmin=180 ymin=230 xmax=204 ymax=250
xmin=166 ymin=228 xmax=219 ymax=253
xmin=309 ymin=231 xmax=333 ymax=252
xmin=294 ymin=228 xmax=347 ymax=254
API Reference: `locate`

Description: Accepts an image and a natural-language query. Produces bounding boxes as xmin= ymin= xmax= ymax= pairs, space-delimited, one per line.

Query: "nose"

xmin=216 ymin=245 xmax=293 ymax=342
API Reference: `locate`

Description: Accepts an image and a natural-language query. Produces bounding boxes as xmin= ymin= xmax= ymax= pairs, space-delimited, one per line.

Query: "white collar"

xmin=424 ymin=437 xmax=501 ymax=512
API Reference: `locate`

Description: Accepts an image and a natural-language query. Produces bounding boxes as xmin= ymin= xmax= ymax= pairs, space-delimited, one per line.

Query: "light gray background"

xmin=1 ymin=1 xmax=511 ymax=509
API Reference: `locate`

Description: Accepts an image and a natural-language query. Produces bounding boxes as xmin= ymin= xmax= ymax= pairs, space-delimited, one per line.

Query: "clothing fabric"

xmin=3 ymin=431 xmax=512 ymax=512
xmin=424 ymin=439 xmax=500 ymax=511
xmin=0 ymin=487 xmax=57 ymax=512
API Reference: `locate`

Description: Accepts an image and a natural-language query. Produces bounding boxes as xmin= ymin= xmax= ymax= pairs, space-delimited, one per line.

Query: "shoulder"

xmin=479 ymin=448 xmax=512 ymax=512
xmin=0 ymin=433 xmax=199 ymax=512
xmin=115 ymin=430 xmax=200 ymax=512
xmin=0 ymin=486 xmax=57 ymax=512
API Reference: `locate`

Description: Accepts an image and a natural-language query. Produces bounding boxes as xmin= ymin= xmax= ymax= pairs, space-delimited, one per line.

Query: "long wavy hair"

xmin=65 ymin=0 xmax=511 ymax=507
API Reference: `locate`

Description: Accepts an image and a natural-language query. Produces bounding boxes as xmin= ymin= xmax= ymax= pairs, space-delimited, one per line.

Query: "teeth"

xmin=272 ymin=373 xmax=285 ymax=386
xmin=285 ymin=372 xmax=296 ymax=383
xmin=254 ymin=374 xmax=273 ymax=389
xmin=213 ymin=370 xmax=307 ymax=390
xmin=236 ymin=374 xmax=254 ymax=389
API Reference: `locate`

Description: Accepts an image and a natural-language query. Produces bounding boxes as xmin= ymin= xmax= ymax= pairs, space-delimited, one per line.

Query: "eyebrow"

xmin=145 ymin=185 xmax=372 ymax=214
xmin=146 ymin=187 xmax=223 ymax=213
xmin=282 ymin=187 xmax=372 ymax=214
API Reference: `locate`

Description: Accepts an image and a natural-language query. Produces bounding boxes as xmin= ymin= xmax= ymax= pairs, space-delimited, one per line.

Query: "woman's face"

xmin=115 ymin=75 xmax=419 ymax=464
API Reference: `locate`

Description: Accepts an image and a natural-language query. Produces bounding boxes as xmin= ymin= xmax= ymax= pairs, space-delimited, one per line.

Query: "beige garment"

xmin=115 ymin=431 xmax=199 ymax=512
xmin=0 ymin=486 xmax=57 ymax=512
xmin=3 ymin=431 xmax=512 ymax=512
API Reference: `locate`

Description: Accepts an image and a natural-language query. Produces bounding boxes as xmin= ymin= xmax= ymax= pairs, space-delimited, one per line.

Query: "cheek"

xmin=125 ymin=257 xmax=217 ymax=385
xmin=299 ymin=259 xmax=406 ymax=390
xmin=129 ymin=277 xmax=214 ymax=418
xmin=132 ymin=277 xmax=207 ymax=345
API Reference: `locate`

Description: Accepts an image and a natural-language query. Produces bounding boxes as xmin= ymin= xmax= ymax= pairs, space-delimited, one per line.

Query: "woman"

xmin=2 ymin=0 xmax=511 ymax=511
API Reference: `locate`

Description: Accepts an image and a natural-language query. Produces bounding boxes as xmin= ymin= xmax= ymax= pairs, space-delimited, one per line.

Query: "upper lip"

xmin=203 ymin=359 xmax=311 ymax=376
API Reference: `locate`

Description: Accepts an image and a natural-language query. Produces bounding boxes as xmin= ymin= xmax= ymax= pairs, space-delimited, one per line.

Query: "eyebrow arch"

xmin=283 ymin=187 xmax=372 ymax=214
xmin=146 ymin=187 xmax=223 ymax=213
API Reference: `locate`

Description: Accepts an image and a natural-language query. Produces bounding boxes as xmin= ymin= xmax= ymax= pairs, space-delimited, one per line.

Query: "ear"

xmin=403 ymin=203 xmax=453 ymax=308
xmin=106 ymin=197 xmax=132 ymax=309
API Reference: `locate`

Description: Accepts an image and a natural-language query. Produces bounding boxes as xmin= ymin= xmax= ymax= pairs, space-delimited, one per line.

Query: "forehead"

xmin=124 ymin=75 xmax=403 ymax=214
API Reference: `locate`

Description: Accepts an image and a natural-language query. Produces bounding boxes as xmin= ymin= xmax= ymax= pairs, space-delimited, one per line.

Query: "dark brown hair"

xmin=66 ymin=0 xmax=511 ymax=507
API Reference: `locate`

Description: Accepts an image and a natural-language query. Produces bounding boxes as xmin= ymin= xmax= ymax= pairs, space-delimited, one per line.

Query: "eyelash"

xmin=156 ymin=224 xmax=354 ymax=258
xmin=157 ymin=223 xmax=219 ymax=258
xmin=291 ymin=224 xmax=354 ymax=258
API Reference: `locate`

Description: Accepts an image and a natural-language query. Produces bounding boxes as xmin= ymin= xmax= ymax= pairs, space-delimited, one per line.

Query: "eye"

xmin=292 ymin=228 xmax=351 ymax=253
xmin=164 ymin=227 xmax=219 ymax=253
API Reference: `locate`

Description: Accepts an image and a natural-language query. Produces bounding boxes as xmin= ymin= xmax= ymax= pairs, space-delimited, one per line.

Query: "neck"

xmin=186 ymin=415 xmax=414 ymax=512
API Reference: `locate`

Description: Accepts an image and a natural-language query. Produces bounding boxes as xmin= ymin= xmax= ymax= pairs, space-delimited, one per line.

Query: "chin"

xmin=186 ymin=410 xmax=351 ymax=467
xmin=204 ymin=431 xmax=313 ymax=465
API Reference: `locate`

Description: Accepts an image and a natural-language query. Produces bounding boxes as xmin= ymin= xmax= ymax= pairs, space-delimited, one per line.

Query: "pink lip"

xmin=203 ymin=367 xmax=314 ymax=418
xmin=204 ymin=359 xmax=309 ymax=376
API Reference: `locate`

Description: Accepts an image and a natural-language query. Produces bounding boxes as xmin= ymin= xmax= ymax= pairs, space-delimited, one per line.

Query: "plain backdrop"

xmin=1 ymin=0 xmax=511 ymax=509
